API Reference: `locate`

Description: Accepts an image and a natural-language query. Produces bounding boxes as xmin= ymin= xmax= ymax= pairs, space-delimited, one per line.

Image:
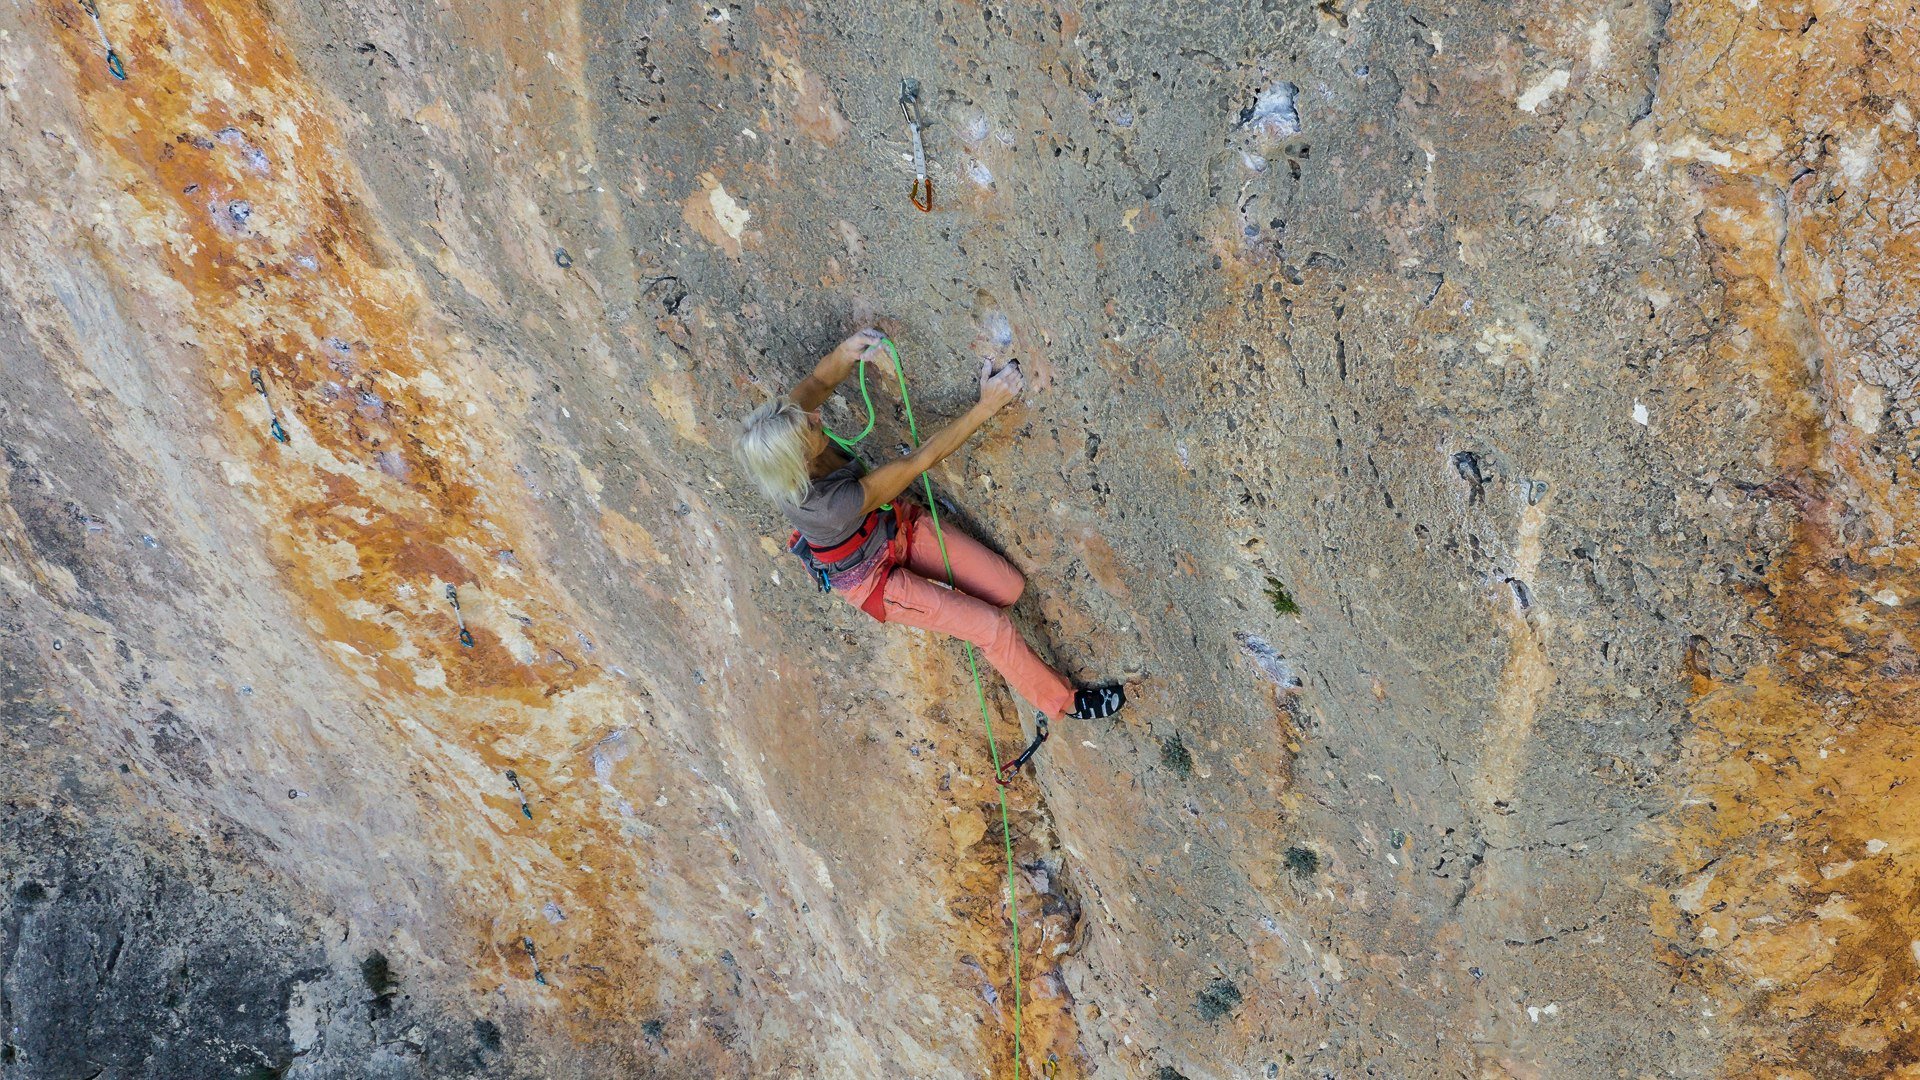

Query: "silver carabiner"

xmin=899 ymin=78 xmax=923 ymax=127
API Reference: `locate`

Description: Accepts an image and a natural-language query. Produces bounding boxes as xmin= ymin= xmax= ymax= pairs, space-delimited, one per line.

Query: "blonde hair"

xmin=735 ymin=397 xmax=815 ymax=507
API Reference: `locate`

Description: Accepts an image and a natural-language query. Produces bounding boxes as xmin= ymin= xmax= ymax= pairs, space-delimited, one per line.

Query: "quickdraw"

xmin=996 ymin=715 xmax=1048 ymax=787
xmin=521 ymin=936 xmax=548 ymax=986
xmin=79 ymin=0 xmax=127 ymax=80
xmin=249 ymin=367 xmax=289 ymax=444
xmin=504 ymin=768 xmax=533 ymax=820
xmin=901 ymin=79 xmax=932 ymax=212
xmin=444 ymin=583 xmax=475 ymax=648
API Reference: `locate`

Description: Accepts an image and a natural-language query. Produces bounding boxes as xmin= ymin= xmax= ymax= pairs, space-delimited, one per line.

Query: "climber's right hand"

xmin=832 ymin=327 xmax=886 ymax=364
xmin=979 ymin=357 xmax=1025 ymax=412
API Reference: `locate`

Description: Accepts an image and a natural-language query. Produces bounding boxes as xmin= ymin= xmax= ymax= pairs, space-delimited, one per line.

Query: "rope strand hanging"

xmin=825 ymin=336 xmax=1033 ymax=1077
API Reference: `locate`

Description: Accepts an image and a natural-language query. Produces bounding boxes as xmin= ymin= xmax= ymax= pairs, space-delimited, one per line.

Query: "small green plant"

xmin=1196 ymin=977 xmax=1242 ymax=1021
xmin=360 ymin=950 xmax=399 ymax=1020
xmin=360 ymin=951 xmax=396 ymax=995
xmin=1284 ymin=845 xmax=1320 ymax=878
xmin=1264 ymin=576 xmax=1299 ymax=616
xmin=1160 ymin=734 xmax=1193 ymax=779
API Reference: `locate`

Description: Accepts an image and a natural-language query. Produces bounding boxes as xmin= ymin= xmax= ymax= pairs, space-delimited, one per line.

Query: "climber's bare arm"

xmin=790 ymin=328 xmax=889 ymax=411
xmin=858 ymin=360 xmax=1023 ymax=515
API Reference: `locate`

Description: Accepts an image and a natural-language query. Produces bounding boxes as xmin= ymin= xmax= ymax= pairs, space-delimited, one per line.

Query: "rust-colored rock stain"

xmin=44 ymin=0 xmax=662 ymax=1025
xmin=1652 ymin=1 xmax=1920 ymax=1074
xmin=888 ymin=633 xmax=1086 ymax=1075
xmin=30 ymin=0 xmax=1920 ymax=1071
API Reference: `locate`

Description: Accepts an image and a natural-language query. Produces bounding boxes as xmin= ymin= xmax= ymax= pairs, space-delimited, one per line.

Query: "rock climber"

xmin=734 ymin=327 xmax=1126 ymax=724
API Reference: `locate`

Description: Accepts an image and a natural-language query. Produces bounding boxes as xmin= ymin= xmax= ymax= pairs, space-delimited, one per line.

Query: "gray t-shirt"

xmin=783 ymin=460 xmax=886 ymax=566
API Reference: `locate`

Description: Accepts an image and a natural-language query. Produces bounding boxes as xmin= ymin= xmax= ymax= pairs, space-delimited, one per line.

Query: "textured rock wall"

xmin=2 ymin=0 xmax=1914 ymax=1077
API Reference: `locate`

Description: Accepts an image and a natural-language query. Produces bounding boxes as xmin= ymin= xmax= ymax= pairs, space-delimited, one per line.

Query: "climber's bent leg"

xmin=902 ymin=515 xmax=1024 ymax=608
xmin=879 ymin=567 xmax=1074 ymax=719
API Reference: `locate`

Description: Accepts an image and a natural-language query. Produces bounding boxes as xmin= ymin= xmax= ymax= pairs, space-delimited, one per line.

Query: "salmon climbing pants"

xmin=842 ymin=514 xmax=1076 ymax=720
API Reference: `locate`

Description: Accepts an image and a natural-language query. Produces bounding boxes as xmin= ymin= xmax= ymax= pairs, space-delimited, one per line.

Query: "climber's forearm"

xmin=789 ymin=349 xmax=861 ymax=411
xmin=858 ymin=403 xmax=997 ymax=513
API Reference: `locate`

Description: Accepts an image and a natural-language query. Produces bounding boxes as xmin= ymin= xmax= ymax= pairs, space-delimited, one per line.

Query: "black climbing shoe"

xmin=1068 ymin=685 xmax=1126 ymax=720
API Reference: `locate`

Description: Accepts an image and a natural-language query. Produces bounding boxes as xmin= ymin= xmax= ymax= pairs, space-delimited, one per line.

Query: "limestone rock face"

xmin=3 ymin=1 xmax=1915 ymax=1077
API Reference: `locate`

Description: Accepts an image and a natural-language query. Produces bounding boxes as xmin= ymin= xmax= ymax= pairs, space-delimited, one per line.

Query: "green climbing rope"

xmin=833 ymin=336 xmax=1028 ymax=1078
xmin=821 ymin=344 xmax=877 ymax=454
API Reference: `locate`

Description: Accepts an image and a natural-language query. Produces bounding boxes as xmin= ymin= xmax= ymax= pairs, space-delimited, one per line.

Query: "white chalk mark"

xmin=1516 ymin=70 xmax=1570 ymax=113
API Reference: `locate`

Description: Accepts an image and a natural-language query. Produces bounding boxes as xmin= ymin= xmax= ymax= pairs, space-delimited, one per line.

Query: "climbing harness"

xmin=78 ymin=0 xmax=127 ymax=80
xmin=786 ymin=501 xmax=907 ymax=620
xmin=818 ymin=335 xmax=1034 ymax=1075
xmin=901 ymin=80 xmax=932 ymax=212
xmin=504 ymin=769 xmax=533 ymax=820
xmin=248 ymin=367 xmax=289 ymax=444
xmin=444 ymin=583 xmax=475 ymax=648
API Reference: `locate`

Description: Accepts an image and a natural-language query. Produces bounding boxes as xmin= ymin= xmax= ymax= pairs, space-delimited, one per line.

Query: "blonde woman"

xmin=735 ymin=327 xmax=1125 ymax=723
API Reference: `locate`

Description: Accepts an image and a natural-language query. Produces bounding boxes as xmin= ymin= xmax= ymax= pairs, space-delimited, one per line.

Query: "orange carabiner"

xmin=910 ymin=176 xmax=933 ymax=212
